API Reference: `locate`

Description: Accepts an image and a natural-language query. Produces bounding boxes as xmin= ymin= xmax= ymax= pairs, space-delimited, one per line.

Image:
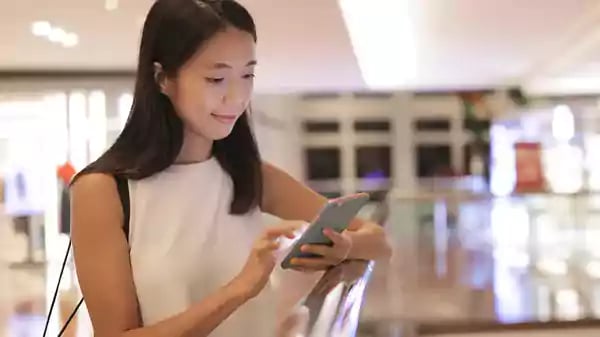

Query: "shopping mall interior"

xmin=3 ymin=0 xmax=600 ymax=336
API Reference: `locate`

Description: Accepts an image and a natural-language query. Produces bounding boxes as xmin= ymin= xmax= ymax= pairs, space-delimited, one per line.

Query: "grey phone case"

xmin=280 ymin=193 xmax=370 ymax=269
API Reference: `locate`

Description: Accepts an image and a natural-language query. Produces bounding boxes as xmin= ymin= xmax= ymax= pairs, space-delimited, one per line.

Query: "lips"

xmin=211 ymin=113 xmax=238 ymax=124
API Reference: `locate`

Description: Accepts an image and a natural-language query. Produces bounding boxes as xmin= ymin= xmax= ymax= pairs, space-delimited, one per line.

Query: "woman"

xmin=70 ymin=0 xmax=391 ymax=336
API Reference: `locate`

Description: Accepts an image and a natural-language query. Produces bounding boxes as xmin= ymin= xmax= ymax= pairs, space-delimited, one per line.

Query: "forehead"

xmin=191 ymin=27 xmax=256 ymax=67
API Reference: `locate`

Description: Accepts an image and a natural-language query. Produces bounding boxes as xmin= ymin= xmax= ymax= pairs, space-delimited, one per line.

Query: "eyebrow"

xmin=211 ymin=60 xmax=257 ymax=69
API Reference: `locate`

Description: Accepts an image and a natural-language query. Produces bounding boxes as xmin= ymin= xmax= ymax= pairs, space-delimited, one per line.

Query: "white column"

xmin=41 ymin=93 xmax=68 ymax=264
xmin=68 ymin=91 xmax=89 ymax=170
xmin=450 ymin=115 xmax=464 ymax=173
xmin=387 ymin=93 xmax=420 ymax=317
xmin=390 ymin=93 xmax=416 ymax=193
xmin=340 ymin=95 xmax=357 ymax=195
xmin=251 ymin=95 xmax=304 ymax=180
xmin=88 ymin=90 xmax=107 ymax=161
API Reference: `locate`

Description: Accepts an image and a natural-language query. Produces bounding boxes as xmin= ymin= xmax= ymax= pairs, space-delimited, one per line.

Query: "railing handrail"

xmin=388 ymin=188 xmax=600 ymax=202
xmin=298 ymin=199 xmax=389 ymax=337
xmin=303 ymin=259 xmax=375 ymax=337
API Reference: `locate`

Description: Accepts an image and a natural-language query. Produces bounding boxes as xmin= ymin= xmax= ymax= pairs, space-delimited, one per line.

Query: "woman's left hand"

xmin=289 ymin=228 xmax=352 ymax=271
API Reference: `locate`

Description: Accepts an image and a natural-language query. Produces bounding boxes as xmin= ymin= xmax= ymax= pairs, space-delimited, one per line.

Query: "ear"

xmin=153 ymin=62 xmax=170 ymax=95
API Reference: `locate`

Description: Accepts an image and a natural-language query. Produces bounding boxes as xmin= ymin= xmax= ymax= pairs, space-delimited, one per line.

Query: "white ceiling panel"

xmin=1 ymin=0 xmax=600 ymax=94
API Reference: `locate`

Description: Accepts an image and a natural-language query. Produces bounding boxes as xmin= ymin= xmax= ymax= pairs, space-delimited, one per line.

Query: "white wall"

xmin=252 ymin=94 xmax=303 ymax=179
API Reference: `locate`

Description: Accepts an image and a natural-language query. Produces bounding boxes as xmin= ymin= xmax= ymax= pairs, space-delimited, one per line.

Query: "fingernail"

xmin=301 ymin=245 xmax=308 ymax=252
xmin=291 ymin=258 xmax=297 ymax=264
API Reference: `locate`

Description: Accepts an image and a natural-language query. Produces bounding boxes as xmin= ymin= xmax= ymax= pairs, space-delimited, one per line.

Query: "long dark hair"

xmin=76 ymin=0 xmax=262 ymax=214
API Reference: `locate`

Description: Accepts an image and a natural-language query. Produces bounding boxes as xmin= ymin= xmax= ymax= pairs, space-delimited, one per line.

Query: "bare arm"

xmin=261 ymin=162 xmax=327 ymax=222
xmin=71 ymin=174 xmax=252 ymax=337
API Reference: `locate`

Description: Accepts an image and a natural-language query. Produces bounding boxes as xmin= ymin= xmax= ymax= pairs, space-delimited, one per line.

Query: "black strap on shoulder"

xmin=115 ymin=175 xmax=130 ymax=240
xmin=44 ymin=174 xmax=130 ymax=337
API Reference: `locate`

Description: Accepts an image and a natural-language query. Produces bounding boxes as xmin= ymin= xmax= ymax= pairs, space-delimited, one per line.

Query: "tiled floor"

xmin=3 ymin=195 xmax=600 ymax=336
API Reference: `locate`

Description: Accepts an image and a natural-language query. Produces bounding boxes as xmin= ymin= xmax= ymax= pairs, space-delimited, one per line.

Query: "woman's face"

xmin=162 ymin=26 xmax=256 ymax=140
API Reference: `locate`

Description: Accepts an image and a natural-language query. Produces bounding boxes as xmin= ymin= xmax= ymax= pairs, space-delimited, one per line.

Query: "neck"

xmin=175 ymin=128 xmax=213 ymax=164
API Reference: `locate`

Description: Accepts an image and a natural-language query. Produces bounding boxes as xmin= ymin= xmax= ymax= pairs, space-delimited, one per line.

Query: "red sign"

xmin=514 ymin=142 xmax=545 ymax=192
xmin=57 ymin=161 xmax=76 ymax=185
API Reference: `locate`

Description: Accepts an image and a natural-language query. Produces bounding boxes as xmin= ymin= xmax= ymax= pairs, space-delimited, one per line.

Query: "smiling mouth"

xmin=211 ymin=113 xmax=238 ymax=124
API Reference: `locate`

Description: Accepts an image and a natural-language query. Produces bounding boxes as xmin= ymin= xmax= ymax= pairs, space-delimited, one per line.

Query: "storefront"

xmin=0 ymin=77 xmax=134 ymax=265
xmin=489 ymin=104 xmax=598 ymax=196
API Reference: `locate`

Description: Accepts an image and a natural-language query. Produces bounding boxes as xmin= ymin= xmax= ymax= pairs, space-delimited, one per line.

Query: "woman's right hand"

xmin=232 ymin=221 xmax=305 ymax=299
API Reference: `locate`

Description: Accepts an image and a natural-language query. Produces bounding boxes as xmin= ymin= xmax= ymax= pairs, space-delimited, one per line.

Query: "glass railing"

xmin=298 ymin=200 xmax=388 ymax=337
xmin=12 ymin=189 xmax=600 ymax=336
xmin=358 ymin=191 xmax=600 ymax=336
xmin=301 ymin=259 xmax=375 ymax=337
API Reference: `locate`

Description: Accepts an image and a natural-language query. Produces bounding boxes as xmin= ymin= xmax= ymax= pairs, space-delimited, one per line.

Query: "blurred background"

xmin=3 ymin=0 xmax=600 ymax=336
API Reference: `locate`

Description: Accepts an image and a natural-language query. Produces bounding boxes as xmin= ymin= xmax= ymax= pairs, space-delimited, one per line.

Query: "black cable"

xmin=43 ymin=241 xmax=82 ymax=337
xmin=58 ymin=298 xmax=84 ymax=336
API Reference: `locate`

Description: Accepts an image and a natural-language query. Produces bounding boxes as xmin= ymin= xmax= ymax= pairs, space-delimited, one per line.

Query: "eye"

xmin=243 ymin=74 xmax=255 ymax=80
xmin=205 ymin=77 xmax=225 ymax=84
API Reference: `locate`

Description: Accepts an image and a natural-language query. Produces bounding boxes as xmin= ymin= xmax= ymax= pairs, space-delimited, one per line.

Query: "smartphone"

xmin=280 ymin=193 xmax=370 ymax=269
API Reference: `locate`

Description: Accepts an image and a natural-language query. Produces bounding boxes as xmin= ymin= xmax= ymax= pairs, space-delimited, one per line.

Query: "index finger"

xmin=264 ymin=223 xmax=304 ymax=239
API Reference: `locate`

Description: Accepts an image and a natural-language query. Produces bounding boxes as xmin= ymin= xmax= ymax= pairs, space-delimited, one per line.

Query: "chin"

xmin=184 ymin=124 xmax=233 ymax=141
xmin=205 ymin=125 xmax=236 ymax=141
xmin=211 ymin=129 xmax=234 ymax=140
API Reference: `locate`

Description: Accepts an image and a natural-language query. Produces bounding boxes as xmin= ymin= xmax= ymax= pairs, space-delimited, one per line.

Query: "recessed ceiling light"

xmin=31 ymin=21 xmax=79 ymax=48
xmin=105 ymin=0 xmax=119 ymax=10
xmin=31 ymin=21 xmax=52 ymax=37
xmin=62 ymin=33 xmax=79 ymax=48
xmin=49 ymin=27 xmax=67 ymax=43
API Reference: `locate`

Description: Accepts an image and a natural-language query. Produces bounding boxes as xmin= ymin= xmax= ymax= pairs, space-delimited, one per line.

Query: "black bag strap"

xmin=115 ymin=175 xmax=131 ymax=239
xmin=43 ymin=175 xmax=130 ymax=337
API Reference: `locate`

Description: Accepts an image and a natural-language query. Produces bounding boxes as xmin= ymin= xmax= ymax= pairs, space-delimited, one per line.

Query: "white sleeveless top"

xmin=127 ymin=157 xmax=278 ymax=336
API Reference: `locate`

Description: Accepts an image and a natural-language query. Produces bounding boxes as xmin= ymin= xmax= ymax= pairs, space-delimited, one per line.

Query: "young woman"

xmin=70 ymin=0 xmax=391 ymax=336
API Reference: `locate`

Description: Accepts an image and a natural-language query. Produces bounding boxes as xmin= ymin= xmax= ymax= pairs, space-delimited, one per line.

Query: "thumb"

xmin=323 ymin=227 xmax=347 ymax=245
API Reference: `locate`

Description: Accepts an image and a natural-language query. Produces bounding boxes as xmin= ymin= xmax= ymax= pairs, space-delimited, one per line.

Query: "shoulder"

xmin=261 ymin=161 xmax=280 ymax=176
xmin=71 ymin=173 xmax=119 ymax=197
xmin=70 ymin=173 xmax=124 ymax=219
xmin=70 ymin=172 xmax=130 ymax=239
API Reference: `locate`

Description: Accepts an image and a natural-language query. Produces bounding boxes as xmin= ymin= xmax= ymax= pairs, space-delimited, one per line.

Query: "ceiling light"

xmin=48 ymin=27 xmax=66 ymax=43
xmin=536 ymin=258 xmax=568 ymax=275
xmin=31 ymin=21 xmax=79 ymax=48
xmin=105 ymin=0 xmax=119 ymax=11
xmin=31 ymin=21 xmax=52 ymax=37
xmin=62 ymin=33 xmax=78 ymax=48
xmin=339 ymin=0 xmax=418 ymax=89
xmin=552 ymin=104 xmax=575 ymax=141
xmin=585 ymin=261 xmax=600 ymax=278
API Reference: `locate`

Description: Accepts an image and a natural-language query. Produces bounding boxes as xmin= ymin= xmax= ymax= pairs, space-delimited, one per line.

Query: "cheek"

xmin=244 ymin=78 xmax=254 ymax=94
xmin=239 ymin=81 xmax=254 ymax=107
xmin=170 ymin=80 xmax=217 ymax=119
